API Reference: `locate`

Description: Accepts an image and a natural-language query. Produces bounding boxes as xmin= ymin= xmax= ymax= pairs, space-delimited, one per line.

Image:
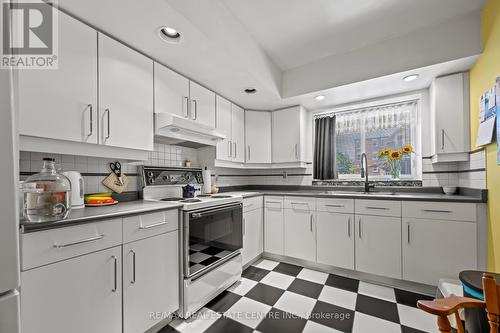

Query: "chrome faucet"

xmin=360 ymin=153 xmax=375 ymax=192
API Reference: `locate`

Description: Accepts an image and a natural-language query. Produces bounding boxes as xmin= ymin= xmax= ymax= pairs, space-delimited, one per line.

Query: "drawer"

xmin=264 ymin=196 xmax=284 ymax=210
xmin=243 ymin=196 xmax=263 ymax=213
xmin=403 ymin=201 xmax=477 ymax=222
xmin=355 ymin=199 xmax=401 ymax=217
xmin=21 ymin=219 xmax=122 ymax=270
xmin=317 ymin=198 xmax=354 ymax=214
xmin=123 ymin=209 xmax=178 ymax=243
xmin=284 ymin=196 xmax=316 ymax=211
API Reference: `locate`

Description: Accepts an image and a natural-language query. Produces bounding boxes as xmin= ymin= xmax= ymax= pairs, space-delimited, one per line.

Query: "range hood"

xmin=154 ymin=113 xmax=225 ymax=148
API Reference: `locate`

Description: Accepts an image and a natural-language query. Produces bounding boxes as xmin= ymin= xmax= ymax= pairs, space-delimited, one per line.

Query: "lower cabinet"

xmin=284 ymin=206 xmax=316 ymax=262
xmin=21 ymin=246 xmax=123 ymax=333
xmin=355 ymin=215 xmax=402 ymax=279
xmin=403 ymin=218 xmax=477 ymax=285
xmin=316 ymin=212 xmax=355 ymax=270
xmin=264 ymin=196 xmax=284 ymax=255
xmin=123 ymin=231 xmax=179 ymax=333
xmin=242 ymin=207 xmax=264 ymax=266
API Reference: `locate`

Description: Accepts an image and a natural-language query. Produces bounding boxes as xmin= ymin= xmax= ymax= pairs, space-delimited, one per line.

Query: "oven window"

xmin=188 ymin=205 xmax=242 ymax=276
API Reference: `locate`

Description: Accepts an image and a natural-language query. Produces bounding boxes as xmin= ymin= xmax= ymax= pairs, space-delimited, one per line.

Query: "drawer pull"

xmin=139 ymin=221 xmax=168 ymax=229
xmin=266 ymin=201 xmax=281 ymax=204
xmin=422 ymin=209 xmax=452 ymax=213
xmin=111 ymin=255 xmax=117 ymax=293
xmin=291 ymin=202 xmax=309 ymax=206
xmin=347 ymin=217 xmax=351 ymax=237
xmin=130 ymin=250 xmax=136 ymax=284
xmin=53 ymin=234 xmax=104 ymax=248
xmin=365 ymin=206 xmax=389 ymax=210
xmin=326 ymin=204 xmax=345 ymax=208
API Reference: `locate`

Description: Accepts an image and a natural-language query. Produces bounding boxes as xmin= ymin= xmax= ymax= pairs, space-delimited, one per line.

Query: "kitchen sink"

xmin=319 ymin=190 xmax=397 ymax=196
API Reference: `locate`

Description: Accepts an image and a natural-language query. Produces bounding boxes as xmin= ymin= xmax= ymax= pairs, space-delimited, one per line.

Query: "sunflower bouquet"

xmin=377 ymin=145 xmax=414 ymax=179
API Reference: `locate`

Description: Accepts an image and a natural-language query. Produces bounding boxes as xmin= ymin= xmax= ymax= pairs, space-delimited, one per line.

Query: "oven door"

xmin=184 ymin=203 xmax=243 ymax=278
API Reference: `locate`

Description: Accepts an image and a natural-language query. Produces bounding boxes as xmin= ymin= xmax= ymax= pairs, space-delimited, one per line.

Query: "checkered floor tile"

xmin=188 ymin=243 xmax=233 ymax=275
xmin=161 ymin=259 xmax=438 ymax=333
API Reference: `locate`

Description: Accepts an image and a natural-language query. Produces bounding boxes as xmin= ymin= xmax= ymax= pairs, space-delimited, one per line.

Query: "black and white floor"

xmin=161 ymin=259 xmax=438 ymax=333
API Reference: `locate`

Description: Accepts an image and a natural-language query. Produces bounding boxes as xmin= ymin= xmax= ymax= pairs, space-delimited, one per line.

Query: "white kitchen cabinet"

xmin=403 ymin=218 xmax=477 ymax=285
xmin=189 ymin=81 xmax=216 ymax=128
xmin=284 ymin=197 xmax=316 ymax=262
xmin=231 ymin=104 xmax=245 ymax=163
xmin=216 ymin=96 xmax=232 ymax=161
xmin=98 ymin=33 xmax=153 ymax=151
xmin=243 ymin=205 xmax=264 ymax=266
xmin=316 ymin=212 xmax=355 ymax=270
xmin=21 ymin=246 xmax=122 ymax=333
xmin=18 ymin=6 xmax=98 ymax=144
xmin=245 ymin=111 xmax=272 ymax=163
xmin=154 ymin=62 xmax=190 ymax=118
xmin=355 ymin=215 xmax=402 ymax=279
xmin=272 ymin=106 xmax=311 ymax=164
xmin=264 ymin=196 xmax=284 ymax=255
xmin=430 ymin=72 xmax=470 ymax=162
xmin=123 ymin=231 xmax=179 ymax=333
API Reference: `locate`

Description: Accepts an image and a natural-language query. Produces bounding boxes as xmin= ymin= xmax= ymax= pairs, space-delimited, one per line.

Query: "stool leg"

xmin=437 ymin=315 xmax=453 ymax=333
xmin=487 ymin=313 xmax=499 ymax=333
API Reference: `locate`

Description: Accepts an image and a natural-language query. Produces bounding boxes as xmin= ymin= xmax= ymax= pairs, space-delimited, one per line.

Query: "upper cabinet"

xmin=18 ymin=6 xmax=98 ymax=144
xmin=215 ymin=96 xmax=232 ymax=161
xmin=154 ymin=63 xmax=190 ymax=118
xmin=246 ymin=111 xmax=271 ymax=164
xmin=272 ymin=106 xmax=312 ymax=164
xmin=430 ymin=72 xmax=470 ymax=162
xmin=189 ymin=81 xmax=216 ymax=128
xmin=98 ymin=34 xmax=154 ymax=151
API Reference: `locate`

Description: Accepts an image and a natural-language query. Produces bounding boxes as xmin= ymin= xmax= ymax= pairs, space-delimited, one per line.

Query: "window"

xmin=314 ymin=100 xmax=419 ymax=181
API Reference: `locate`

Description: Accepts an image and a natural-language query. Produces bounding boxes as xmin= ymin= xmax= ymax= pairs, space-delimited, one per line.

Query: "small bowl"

xmin=442 ymin=186 xmax=457 ymax=195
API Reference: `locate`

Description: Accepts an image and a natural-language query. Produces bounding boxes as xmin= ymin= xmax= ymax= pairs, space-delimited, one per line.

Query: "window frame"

xmin=312 ymin=94 xmax=423 ymax=181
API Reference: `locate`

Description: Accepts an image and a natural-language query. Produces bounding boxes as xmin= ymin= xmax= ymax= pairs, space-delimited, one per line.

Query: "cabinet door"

xmin=403 ymin=218 xmax=476 ymax=285
xmin=18 ymin=6 xmax=98 ymax=144
xmin=284 ymin=207 xmax=316 ymax=262
xmin=21 ymin=247 xmax=122 ymax=333
xmin=215 ymin=96 xmax=232 ymax=161
xmin=189 ymin=81 xmax=216 ymax=128
xmin=123 ymin=232 xmax=179 ymax=333
xmin=355 ymin=215 xmax=401 ymax=279
xmin=231 ymin=104 xmax=245 ymax=163
xmin=243 ymin=208 xmax=264 ymax=266
xmin=154 ymin=62 xmax=189 ymax=118
xmin=316 ymin=212 xmax=354 ymax=270
xmin=264 ymin=198 xmax=284 ymax=255
xmin=99 ymin=34 xmax=153 ymax=151
xmin=245 ymin=111 xmax=272 ymax=163
xmin=272 ymin=107 xmax=301 ymax=163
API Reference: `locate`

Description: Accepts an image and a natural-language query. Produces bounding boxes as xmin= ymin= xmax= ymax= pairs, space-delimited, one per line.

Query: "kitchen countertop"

xmin=222 ymin=190 xmax=486 ymax=203
xmin=20 ymin=200 xmax=183 ymax=233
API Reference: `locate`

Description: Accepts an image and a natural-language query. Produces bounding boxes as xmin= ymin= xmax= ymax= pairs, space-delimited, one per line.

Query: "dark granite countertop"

xmin=20 ymin=200 xmax=183 ymax=233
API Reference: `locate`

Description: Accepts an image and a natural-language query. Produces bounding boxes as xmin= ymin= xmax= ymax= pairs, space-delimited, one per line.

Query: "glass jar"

xmin=22 ymin=158 xmax=72 ymax=222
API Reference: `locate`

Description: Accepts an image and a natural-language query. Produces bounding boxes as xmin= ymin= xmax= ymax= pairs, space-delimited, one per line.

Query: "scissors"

xmin=109 ymin=161 xmax=124 ymax=186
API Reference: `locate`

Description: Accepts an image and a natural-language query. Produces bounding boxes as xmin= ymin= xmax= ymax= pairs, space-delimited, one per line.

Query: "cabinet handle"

xmin=139 ymin=221 xmax=168 ymax=229
xmin=441 ymin=129 xmax=445 ymax=150
xmin=365 ymin=206 xmax=389 ymax=210
xmin=192 ymin=99 xmax=197 ymax=120
xmin=111 ymin=255 xmax=117 ymax=292
xmin=295 ymin=144 xmax=299 ymax=160
xmin=347 ymin=217 xmax=351 ymax=237
xmin=326 ymin=204 xmax=345 ymax=208
xmin=358 ymin=218 xmax=362 ymax=238
xmin=183 ymin=96 xmax=189 ymax=118
xmin=422 ymin=209 xmax=452 ymax=213
xmin=233 ymin=142 xmax=237 ymax=159
xmin=104 ymin=108 xmax=111 ymax=141
xmin=310 ymin=214 xmax=313 ymax=232
xmin=407 ymin=223 xmax=411 ymax=244
xmin=228 ymin=141 xmax=232 ymax=158
xmin=130 ymin=250 xmax=136 ymax=284
xmin=243 ymin=218 xmax=246 ymax=236
xmin=247 ymin=146 xmax=251 ymax=161
xmin=85 ymin=104 xmax=93 ymax=138
xmin=53 ymin=234 xmax=104 ymax=248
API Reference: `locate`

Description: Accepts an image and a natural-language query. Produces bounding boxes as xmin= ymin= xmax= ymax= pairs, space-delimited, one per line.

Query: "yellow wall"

xmin=470 ymin=0 xmax=500 ymax=271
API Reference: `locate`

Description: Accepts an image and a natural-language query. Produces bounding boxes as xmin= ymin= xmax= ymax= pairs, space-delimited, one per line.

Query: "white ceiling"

xmin=55 ymin=0 xmax=485 ymax=111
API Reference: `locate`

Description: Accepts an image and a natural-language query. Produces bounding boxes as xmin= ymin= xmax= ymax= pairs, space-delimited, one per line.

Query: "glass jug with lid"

xmin=22 ymin=158 xmax=72 ymax=222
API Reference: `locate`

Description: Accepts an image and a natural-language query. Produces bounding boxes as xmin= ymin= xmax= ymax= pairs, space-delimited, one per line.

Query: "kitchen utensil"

xmin=182 ymin=184 xmax=196 ymax=198
xmin=109 ymin=161 xmax=124 ymax=185
xmin=443 ymin=186 xmax=457 ymax=195
xmin=102 ymin=172 xmax=129 ymax=193
xmin=22 ymin=158 xmax=71 ymax=222
xmin=62 ymin=171 xmax=84 ymax=209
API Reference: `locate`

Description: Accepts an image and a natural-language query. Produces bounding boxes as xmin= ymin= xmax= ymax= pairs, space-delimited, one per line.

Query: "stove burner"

xmin=160 ymin=197 xmax=184 ymax=202
xmin=180 ymin=198 xmax=202 ymax=203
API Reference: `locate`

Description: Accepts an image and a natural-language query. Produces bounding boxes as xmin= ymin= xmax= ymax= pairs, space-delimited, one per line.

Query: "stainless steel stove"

xmin=139 ymin=166 xmax=243 ymax=318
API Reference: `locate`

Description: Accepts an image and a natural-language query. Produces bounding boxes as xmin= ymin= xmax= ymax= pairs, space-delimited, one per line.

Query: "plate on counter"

xmin=85 ymin=200 xmax=119 ymax=207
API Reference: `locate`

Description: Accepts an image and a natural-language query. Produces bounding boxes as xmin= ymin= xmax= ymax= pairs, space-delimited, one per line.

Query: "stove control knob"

xmin=148 ymin=178 xmax=155 ymax=185
xmin=163 ymin=175 xmax=170 ymax=181
xmin=147 ymin=171 xmax=154 ymax=178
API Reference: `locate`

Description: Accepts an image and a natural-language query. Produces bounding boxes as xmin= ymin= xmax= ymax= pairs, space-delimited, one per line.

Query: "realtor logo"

xmin=1 ymin=0 xmax=58 ymax=69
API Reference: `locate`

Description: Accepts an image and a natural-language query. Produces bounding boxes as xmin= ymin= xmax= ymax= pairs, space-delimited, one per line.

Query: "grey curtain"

xmin=314 ymin=116 xmax=337 ymax=180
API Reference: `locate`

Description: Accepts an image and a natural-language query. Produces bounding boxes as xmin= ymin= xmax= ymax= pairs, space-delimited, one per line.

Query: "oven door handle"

xmin=190 ymin=204 xmax=241 ymax=219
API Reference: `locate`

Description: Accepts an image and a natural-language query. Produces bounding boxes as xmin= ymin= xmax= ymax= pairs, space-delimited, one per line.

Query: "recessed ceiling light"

xmin=244 ymin=88 xmax=257 ymax=94
xmin=315 ymin=95 xmax=326 ymax=101
xmin=158 ymin=26 xmax=181 ymax=43
xmin=403 ymin=74 xmax=419 ymax=82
